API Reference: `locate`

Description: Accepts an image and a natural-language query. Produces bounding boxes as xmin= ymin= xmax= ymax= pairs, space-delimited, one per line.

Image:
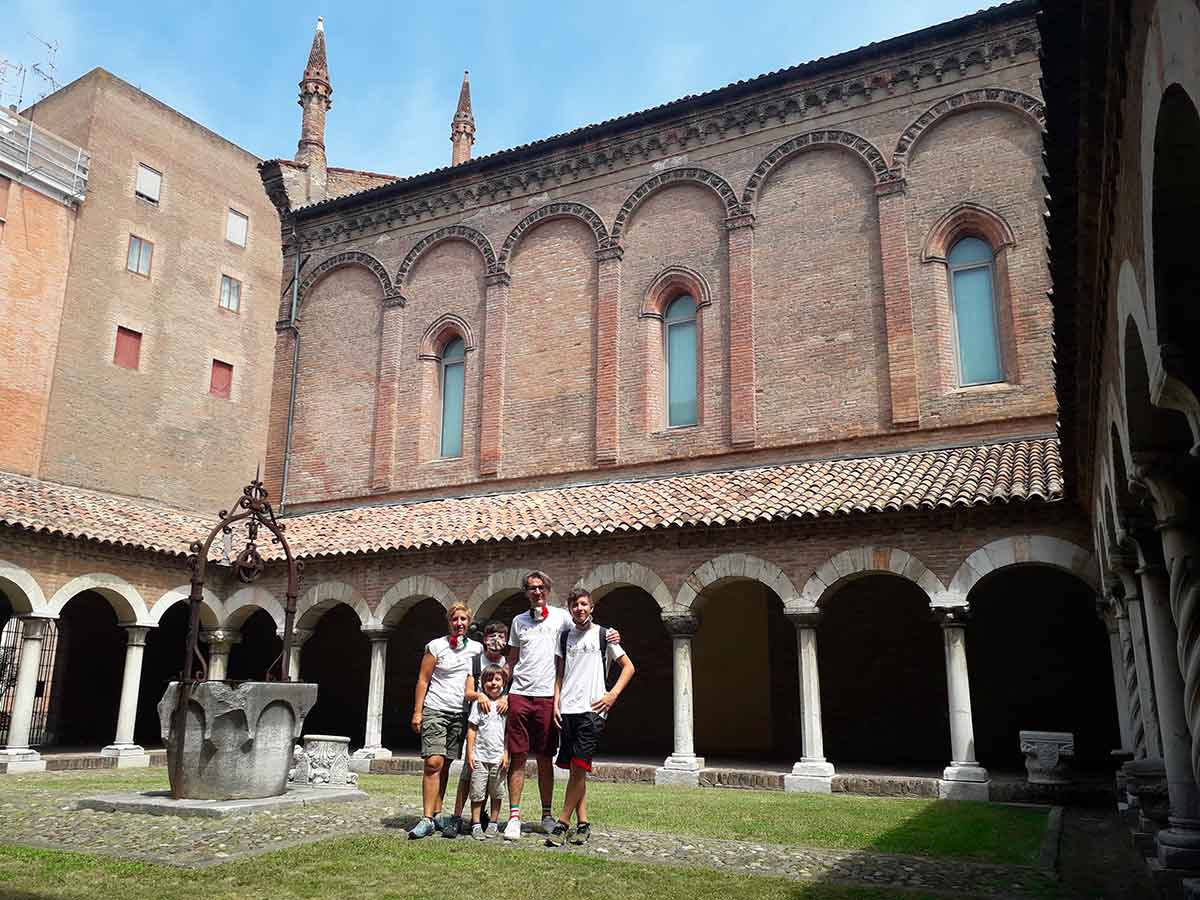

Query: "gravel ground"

xmin=0 ymin=769 xmax=1056 ymax=897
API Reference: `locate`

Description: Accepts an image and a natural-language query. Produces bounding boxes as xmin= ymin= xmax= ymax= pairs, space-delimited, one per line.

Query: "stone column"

xmin=656 ymin=614 xmax=705 ymax=785
xmin=0 ymin=617 xmax=51 ymax=772
xmin=725 ymin=212 xmax=757 ymax=447
xmin=935 ymin=607 xmax=989 ymax=800
xmin=478 ymin=272 xmax=510 ymax=476
xmin=352 ymin=627 xmax=393 ymax=768
xmin=1103 ymin=602 xmax=1137 ymax=755
xmin=1118 ymin=573 xmax=1165 ymax=760
xmin=200 ymin=629 xmax=241 ymax=682
xmin=1130 ymin=539 xmax=1200 ymax=868
xmin=101 ymin=626 xmax=151 ymax=767
xmin=594 ymin=245 xmax=622 ymax=466
xmin=282 ymin=627 xmax=314 ymax=682
xmin=783 ymin=610 xmax=835 ymax=792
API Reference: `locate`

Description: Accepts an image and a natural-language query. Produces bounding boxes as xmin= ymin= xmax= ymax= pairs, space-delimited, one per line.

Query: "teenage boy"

xmin=503 ymin=570 xmax=621 ymax=841
xmin=446 ymin=620 xmax=510 ymax=837
xmin=546 ymin=588 xmax=634 ymax=847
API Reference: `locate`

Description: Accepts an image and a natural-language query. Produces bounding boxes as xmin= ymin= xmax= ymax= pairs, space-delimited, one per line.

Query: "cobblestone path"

xmin=0 ymin=770 xmax=1056 ymax=898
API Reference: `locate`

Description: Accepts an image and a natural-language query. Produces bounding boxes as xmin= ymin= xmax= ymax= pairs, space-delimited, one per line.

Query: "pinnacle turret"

xmin=451 ymin=71 xmax=475 ymax=166
xmin=296 ymin=16 xmax=332 ymax=201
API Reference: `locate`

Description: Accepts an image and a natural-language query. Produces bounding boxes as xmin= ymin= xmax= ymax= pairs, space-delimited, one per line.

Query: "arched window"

xmin=664 ymin=295 xmax=698 ymax=427
xmin=439 ymin=338 xmax=465 ymax=458
xmin=948 ymin=237 xmax=1003 ymax=385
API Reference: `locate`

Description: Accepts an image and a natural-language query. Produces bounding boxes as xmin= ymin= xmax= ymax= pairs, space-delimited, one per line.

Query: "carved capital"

xmin=362 ymin=626 xmax=394 ymax=643
xmin=595 ymin=244 xmax=625 ymax=262
xmin=382 ymin=294 xmax=406 ymax=309
xmin=1130 ymin=453 xmax=1197 ymax=528
xmin=201 ymin=629 xmax=243 ymax=649
xmin=875 ymin=175 xmax=907 ymax=197
xmin=724 ymin=211 xmax=756 ymax=231
xmin=932 ymin=605 xmax=970 ymax=627
xmin=662 ymin=614 xmax=700 ymax=638
xmin=484 ymin=271 xmax=512 ymax=288
xmin=124 ymin=626 xmax=151 ymax=647
xmin=784 ymin=610 xmax=822 ymax=630
xmin=18 ymin=617 xmax=51 ymax=641
xmin=282 ymin=627 xmax=315 ymax=647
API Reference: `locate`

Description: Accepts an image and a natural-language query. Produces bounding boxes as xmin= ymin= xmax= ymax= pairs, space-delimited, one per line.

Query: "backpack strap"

xmin=559 ymin=628 xmax=569 ymax=662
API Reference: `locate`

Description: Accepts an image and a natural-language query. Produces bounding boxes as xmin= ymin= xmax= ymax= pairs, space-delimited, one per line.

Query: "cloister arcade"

xmin=0 ymin=532 xmax=1114 ymax=796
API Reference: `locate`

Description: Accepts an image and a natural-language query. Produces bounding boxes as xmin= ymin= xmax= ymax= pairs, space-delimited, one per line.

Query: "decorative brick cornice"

xmin=292 ymin=25 xmax=1040 ymax=251
xmin=741 ymin=129 xmax=890 ymax=206
xmin=396 ymin=224 xmax=498 ymax=285
xmin=498 ymin=201 xmax=608 ymax=267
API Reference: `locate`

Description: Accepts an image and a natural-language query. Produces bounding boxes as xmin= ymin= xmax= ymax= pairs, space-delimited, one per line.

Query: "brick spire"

xmin=450 ymin=70 xmax=475 ymax=166
xmin=296 ymin=16 xmax=332 ymax=200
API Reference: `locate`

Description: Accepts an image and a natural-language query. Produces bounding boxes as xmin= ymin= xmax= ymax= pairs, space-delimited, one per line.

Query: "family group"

xmin=408 ymin=570 xmax=636 ymax=846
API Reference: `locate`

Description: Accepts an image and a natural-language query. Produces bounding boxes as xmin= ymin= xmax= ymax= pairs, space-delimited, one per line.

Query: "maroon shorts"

xmin=505 ymin=694 xmax=558 ymax=756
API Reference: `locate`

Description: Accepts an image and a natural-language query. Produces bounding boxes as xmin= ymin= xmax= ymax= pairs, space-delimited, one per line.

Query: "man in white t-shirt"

xmin=546 ymin=588 xmax=634 ymax=847
xmin=503 ymin=570 xmax=621 ymax=841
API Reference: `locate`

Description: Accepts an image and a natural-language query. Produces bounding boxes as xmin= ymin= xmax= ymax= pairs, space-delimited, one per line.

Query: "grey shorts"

xmin=420 ymin=708 xmax=466 ymax=760
xmin=469 ymin=760 xmax=507 ymax=804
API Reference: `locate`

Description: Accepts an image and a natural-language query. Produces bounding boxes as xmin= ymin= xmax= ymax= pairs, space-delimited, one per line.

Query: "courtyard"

xmin=0 ymin=768 xmax=1148 ymax=899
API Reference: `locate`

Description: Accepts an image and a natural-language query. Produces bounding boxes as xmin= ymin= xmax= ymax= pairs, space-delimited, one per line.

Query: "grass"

xmin=356 ymin=774 xmax=1049 ymax=866
xmin=0 ymin=837 xmax=981 ymax=900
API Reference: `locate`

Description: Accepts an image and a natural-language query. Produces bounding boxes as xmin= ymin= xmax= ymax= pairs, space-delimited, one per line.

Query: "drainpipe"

xmin=279 ymin=221 xmax=304 ymax=514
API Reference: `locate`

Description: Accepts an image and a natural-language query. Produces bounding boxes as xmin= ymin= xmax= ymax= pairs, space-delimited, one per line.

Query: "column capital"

xmin=724 ymin=211 xmax=756 ymax=231
xmin=200 ymin=628 xmax=243 ymax=647
xmin=17 ymin=616 xmax=52 ymax=640
xmin=484 ymin=270 xmax=511 ymax=288
xmin=662 ymin=614 xmax=700 ymax=638
xmin=595 ymin=244 xmax=624 ymax=262
xmin=361 ymin=626 xmax=394 ymax=642
xmin=123 ymin=626 xmax=151 ymax=647
xmin=932 ymin=605 xmax=970 ymax=627
xmin=280 ymin=626 xmax=314 ymax=646
xmin=875 ymin=175 xmax=907 ymax=197
xmin=381 ymin=293 xmax=406 ymax=309
xmin=784 ymin=609 xmax=822 ymax=630
xmin=1130 ymin=453 xmax=1197 ymax=528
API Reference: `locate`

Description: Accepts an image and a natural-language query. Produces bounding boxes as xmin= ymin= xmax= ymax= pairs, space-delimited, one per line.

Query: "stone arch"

xmin=675 ymin=553 xmax=800 ymax=612
xmin=948 ymin=535 xmax=1097 ymax=599
xmin=148 ymin=585 xmax=225 ymax=629
xmin=418 ymin=313 xmax=477 ymax=360
xmin=610 ymin=167 xmax=741 ymax=244
xmin=800 ymin=546 xmax=948 ymax=609
xmin=1121 ymin=308 xmax=1195 ymax=456
xmin=498 ymin=202 xmax=608 ymax=267
xmin=223 ymin=585 xmax=286 ymax=631
xmin=372 ymin=576 xmax=457 ymax=627
xmin=640 ymin=265 xmax=712 ymax=319
xmin=741 ymin=129 xmax=890 ymax=207
xmin=892 ymin=88 xmax=1046 ymax=176
xmin=0 ymin=560 xmax=47 ymax=616
xmin=46 ymin=573 xmax=152 ymax=626
xmin=295 ymin=581 xmax=372 ymax=630
xmin=297 ymin=250 xmax=396 ymax=310
xmin=921 ymin=202 xmax=1017 ymax=261
xmin=572 ymin=562 xmax=674 ymax=613
xmin=396 ymin=224 xmax=498 ymax=287
xmin=468 ymin=568 xmax=529 ymax=618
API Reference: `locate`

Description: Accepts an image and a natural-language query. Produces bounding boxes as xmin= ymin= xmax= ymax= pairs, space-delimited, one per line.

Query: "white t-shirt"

xmin=557 ymin=623 xmax=626 ymax=717
xmin=467 ymin=700 xmax=507 ymax=764
xmin=509 ymin=606 xmax=571 ymax=697
xmin=423 ymin=637 xmax=482 ymax=712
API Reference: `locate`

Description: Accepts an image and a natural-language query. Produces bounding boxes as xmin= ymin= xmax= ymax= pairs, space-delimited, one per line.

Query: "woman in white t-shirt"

xmin=408 ymin=601 xmax=482 ymax=840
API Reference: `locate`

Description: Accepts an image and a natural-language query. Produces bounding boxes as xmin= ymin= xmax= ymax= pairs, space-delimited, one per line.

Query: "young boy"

xmin=546 ymin=588 xmax=635 ymax=847
xmin=465 ymin=665 xmax=510 ymax=840
xmin=446 ymin=620 xmax=510 ymax=837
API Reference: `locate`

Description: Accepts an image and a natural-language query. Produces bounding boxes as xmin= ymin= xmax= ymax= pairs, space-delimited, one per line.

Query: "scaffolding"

xmin=0 ymin=105 xmax=89 ymax=206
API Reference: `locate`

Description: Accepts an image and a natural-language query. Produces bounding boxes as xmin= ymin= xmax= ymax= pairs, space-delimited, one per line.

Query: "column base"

xmin=939 ymin=764 xmax=990 ymax=801
xmin=1158 ymin=820 xmax=1200 ymax=870
xmin=655 ymin=754 xmax=705 ymax=786
xmin=349 ymin=746 xmax=391 ymax=773
xmin=784 ymin=759 xmax=835 ymax=794
xmin=101 ymin=744 xmax=150 ymax=768
xmin=0 ymin=748 xmax=46 ymax=773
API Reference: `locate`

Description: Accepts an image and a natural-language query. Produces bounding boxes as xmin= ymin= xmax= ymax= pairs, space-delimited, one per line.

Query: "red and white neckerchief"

xmin=539 ymin=605 xmax=549 ymax=621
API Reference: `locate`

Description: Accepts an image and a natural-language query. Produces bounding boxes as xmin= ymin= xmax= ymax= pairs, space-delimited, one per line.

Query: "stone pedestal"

xmin=159 ymin=680 xmax=318 ymax=800
xmin=1020 ymin=730 xmax=1075 ymax=784
xmin=1127 ymin=757 xmax=1170 ymax=856
xmin=290 ymin=734 xmax=358 ymax=787
xmin=0 ymin=748 xmax=46 ymax=773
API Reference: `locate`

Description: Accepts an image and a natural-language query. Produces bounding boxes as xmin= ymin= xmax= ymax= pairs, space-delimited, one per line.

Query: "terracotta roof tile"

xmin=0 ymin=439 xmax=1061 ymax=561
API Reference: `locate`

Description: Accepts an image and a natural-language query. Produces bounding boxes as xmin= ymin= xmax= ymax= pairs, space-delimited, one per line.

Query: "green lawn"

xmin=0 ymin=837 xmax=976 ymax=900
xmin=359 ymin=774 xmax=1049 ymax=866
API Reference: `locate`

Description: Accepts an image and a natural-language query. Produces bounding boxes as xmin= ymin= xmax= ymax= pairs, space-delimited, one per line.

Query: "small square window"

xmin=226 ymin=209 xmax=248 ymax=247
xmin=114 ymin=327 xmax=142 ymax=370
xmin=210 ymin=359 xmax=233 ymax=399
xmin=219 ymin=275 xmax=242 ymax=312
xmin=135 ymin=164 xmax=161 ymax=203
xmin=126 ymin=235 xmax=153 ymax=276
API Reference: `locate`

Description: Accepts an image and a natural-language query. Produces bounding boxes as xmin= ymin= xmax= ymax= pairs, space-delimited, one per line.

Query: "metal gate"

xmin=0 ymin=617 xmax=58 ymax=746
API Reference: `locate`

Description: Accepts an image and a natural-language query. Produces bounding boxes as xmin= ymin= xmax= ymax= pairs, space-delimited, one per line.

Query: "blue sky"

xmin=6 ymin=0 xmax=990 ymax=179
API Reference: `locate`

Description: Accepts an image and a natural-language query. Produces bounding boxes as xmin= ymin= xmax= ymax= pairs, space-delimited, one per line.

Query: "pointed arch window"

xmin=440 ymin=338 xmax=465 ymax=458
xmin=665 ymin=295 xmax=699 ymax=427
xmin=948 ymin=237 xmax=1003 ymax=386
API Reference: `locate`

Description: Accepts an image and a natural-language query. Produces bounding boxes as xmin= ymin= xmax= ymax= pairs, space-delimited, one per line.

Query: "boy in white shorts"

xmin=465 ymin=664 xmax=510 ymax=839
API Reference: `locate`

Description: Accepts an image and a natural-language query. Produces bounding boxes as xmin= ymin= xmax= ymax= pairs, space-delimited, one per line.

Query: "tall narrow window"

xmin=126 ymin=235 xmax=153 ymax=276
xmin=665 ymin=294 xmax=698 ymax=427
xmin=135 ymin=164 xmax=161 ymax=203
xmin=439 ymin=338 xmax=465 ymax=458
xmin=948 ymin=237 xmax=1003 ymax=385
xmin=210 ymin=359 xmax=233 ymax=399
xmin=219 ymin=274 xmax=241 ymax=312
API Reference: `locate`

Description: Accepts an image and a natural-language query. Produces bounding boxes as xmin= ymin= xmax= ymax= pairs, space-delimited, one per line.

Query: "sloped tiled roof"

xmin=0 ymin=439 xmax=1061 ymax=561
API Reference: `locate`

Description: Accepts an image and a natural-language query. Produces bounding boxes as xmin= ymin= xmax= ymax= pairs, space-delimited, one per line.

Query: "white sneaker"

xmin=541 ymin=814 xmax=557 ymax=835
xmin=485 ymin=823 xmax=499 ymax=837
xmin=503 ymin=816 xmax=522 ymax=841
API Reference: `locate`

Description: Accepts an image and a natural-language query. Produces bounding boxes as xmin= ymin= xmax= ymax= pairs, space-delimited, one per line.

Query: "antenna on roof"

xmin=28 ymin=33 xmax=61 ymax=101
xmin=0 ymin=58 xmax=26 ymax=108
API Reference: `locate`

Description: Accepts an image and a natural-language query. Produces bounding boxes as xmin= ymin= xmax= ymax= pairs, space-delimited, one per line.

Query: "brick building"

xmin=1041 ymin=0 xmax=1200 ymax=886
xmin=0 ymin=3 xmax=1116 ymax=799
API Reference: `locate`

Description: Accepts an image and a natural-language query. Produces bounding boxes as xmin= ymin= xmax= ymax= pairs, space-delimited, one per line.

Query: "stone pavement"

xmin=0 ymin=770 xmax=1058 ymax=896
